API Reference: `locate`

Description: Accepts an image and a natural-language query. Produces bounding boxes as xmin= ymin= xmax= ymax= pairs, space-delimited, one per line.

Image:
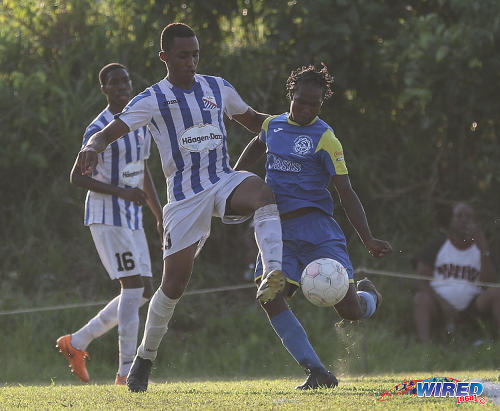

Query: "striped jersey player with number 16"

xmin=57 ymin=63 xmax=163 ymax=385
xmin=77 ymin=23 xmax=286 ymax=393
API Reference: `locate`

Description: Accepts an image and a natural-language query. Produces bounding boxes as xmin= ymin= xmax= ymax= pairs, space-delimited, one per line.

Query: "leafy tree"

xmin=0 ymin=0 xmax=498 ymax=302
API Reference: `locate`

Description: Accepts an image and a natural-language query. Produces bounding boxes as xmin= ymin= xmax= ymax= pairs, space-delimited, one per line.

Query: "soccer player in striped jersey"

xmin=76 ymin=23 xmax=285 ymax=392
xmin=56 ymin=63 xmax=163 ymax=385
xmin=234 ymin=64 xmax=392 ymax=389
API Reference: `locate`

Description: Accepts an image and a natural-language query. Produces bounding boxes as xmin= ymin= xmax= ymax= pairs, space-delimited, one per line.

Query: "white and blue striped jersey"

xmin=82 ymin=108 xmax=151 ymax=229
xmin=117 ymin=74 xmax=249 ymax=203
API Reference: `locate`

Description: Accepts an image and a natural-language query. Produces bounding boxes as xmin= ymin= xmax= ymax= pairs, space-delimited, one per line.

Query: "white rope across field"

xmin=0 ymin=268 xmax=498 ymax=316
xmin=355 ymin=267 xmax=500 ymax=289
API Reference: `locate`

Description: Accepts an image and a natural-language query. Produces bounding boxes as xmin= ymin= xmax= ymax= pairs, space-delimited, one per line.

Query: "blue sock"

xmin=270 ymin=309 xmax=326 ymax=370
xmin=357 ymin=291 xmax=376 ymax=318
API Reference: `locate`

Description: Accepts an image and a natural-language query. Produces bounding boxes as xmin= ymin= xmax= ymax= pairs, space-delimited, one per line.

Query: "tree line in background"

xmin=1 ymin=0 xmax=499 ymax=303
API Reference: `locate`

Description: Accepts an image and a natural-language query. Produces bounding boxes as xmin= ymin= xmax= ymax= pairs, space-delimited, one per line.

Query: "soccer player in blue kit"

xmin=235 ymin=64 xmax=392 ymax=389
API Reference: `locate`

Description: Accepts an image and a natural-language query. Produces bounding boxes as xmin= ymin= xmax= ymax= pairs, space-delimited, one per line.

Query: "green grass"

xmin=1 ymin=372 xmax=498 ymax=410
xmin=2 ymin=286 xmax=499 ymax=385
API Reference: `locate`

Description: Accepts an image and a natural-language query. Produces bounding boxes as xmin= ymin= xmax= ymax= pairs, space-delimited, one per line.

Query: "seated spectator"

xmin=413 ymin=201 xmax=499 ymax=343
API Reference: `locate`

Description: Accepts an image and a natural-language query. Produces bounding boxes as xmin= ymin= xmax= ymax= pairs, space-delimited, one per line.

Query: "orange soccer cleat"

xmin=115 ymin=373 xmax=127 ymax=385
xmin=56 ymin=334 xmax=90 ymax=383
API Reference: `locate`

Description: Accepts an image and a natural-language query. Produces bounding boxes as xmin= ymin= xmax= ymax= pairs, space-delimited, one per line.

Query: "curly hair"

xmin=286 ymin=63 xmax=334 ymax=101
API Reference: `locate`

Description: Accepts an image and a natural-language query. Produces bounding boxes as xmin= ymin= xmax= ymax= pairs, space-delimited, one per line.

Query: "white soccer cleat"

xmin=256 ymin=269 xmax=286 ymax=303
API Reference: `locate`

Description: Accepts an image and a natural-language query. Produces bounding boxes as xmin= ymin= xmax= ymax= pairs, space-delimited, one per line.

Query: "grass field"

xmin=1 ymin=372 xmax=499 ymax=410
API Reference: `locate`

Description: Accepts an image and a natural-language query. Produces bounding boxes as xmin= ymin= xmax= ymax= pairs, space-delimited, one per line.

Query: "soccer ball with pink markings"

xmin=300 ymin=258 xmax=349 ymax=307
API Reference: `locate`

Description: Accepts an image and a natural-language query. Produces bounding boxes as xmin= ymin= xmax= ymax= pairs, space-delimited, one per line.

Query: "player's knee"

xmin=161 ymin=275 xmax=189 ymax=299
xmin=414 ymin=290 xmax=433 ymax=308
xmin=253 ymin=182 xmax=276 ymax=208
xmin=142 ymin=277 xmax=154 ymax=299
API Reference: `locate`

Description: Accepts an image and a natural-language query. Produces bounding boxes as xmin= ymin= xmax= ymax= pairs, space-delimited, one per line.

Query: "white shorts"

xmin=89 ymin=224 xmax=153 ymax=280
xmin=162 ymin=171 xmax=256 ymax=259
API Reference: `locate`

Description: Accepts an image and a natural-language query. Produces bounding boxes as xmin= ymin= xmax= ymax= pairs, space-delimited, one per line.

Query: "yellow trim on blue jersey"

xmin=349 ymin=278 xmax=354 ymax=284
xmin=315 ymin=129 xmax=348 ymax=175
xmin=287 ymin=115 xmax=318 ymax=127
xmin=262 ymin=115 xmax=279 ymax=133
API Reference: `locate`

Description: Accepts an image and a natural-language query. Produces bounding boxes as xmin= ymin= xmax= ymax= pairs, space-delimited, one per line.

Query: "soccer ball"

xmin=300 ymin=258 xmax=349 ymax=307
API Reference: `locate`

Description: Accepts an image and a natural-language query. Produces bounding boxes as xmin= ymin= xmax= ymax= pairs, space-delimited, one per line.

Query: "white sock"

xmin=71 ymin=294 xmax=150 ymax=351
xmin=117 ymin=287 xmax=144 ymax=377
xmin=253 ymin=204 xmax=282 ymax=275
xmin=137 ymin=288 xmax=180 ymax=361
xmin=71 ymin=295 xmax=120 ymax=350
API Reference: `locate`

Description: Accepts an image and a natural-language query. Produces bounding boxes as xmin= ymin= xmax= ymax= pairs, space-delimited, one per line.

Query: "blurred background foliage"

xmin=0 ymin=0 xmax=499 ymax=381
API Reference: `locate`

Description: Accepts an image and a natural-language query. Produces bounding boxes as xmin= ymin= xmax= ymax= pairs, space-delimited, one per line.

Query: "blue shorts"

xmin=255 ymin=209 xmax=354 ymax=293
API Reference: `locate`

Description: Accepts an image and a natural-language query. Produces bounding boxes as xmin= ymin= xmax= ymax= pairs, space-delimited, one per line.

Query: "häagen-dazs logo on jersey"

xmin=180 ymin=123 xmax=223 ymax=152
xmin=293 ymin=135 xmax=313 ymax=156
xmin=120 ymin=160 xmax=145 ymax=187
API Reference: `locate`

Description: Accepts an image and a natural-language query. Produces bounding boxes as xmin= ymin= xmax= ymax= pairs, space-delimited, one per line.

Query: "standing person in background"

xmin=57 ymin=63 xmax=163 ymax=385
xmin=413 ymin=201 xmax=499 ymax=343
xmin=76 ymin=23 xmax=286 ymax=393
xmin=234 ymin=63 xmax=392 ymax=389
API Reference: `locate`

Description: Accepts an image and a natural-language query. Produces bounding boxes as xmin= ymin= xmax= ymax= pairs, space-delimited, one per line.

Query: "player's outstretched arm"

xmin=77 ymin=118 xmax=130 ymax=175
xmin=233 ymin=135 xmax=266 ymax=171
xmin=232 ymin=108 xmax=268 ymax=133
xmin=332 ymin=174 xmax=392 ymax=257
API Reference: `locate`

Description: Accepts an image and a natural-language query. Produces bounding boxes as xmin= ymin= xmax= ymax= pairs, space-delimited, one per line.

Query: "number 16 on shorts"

xmin=89 ymin=224 xmax=152 ymax=280
xmin=115 ymin=251 xmax=136 ymax=271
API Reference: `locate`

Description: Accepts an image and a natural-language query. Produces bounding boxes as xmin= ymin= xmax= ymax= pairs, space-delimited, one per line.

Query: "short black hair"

xmin=99 ymin=63 xmax=128 ymax=86
xmin=161 ymin=22 xmax=196 ymax=51
xmin=286 ymin=63 xmax=334 ymax=101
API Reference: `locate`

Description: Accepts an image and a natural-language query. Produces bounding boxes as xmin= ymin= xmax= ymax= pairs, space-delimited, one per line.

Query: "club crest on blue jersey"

xmin=293 ymin=135 xmax=313 ymax=156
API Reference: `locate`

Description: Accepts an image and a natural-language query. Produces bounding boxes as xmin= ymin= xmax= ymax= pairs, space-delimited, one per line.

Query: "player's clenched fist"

xmin=78 ymin=147 xmax=98 ymax=175
xmin=365 ymin=238 xmax=392 ymax=258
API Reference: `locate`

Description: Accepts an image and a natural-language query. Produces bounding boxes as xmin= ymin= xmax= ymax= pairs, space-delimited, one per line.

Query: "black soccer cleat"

xmin=126 ymin=356 xmax=152 ymax=393
xmin=357 ymin=277 xmax=383 ymax=308
xmin=295 ymin=367 xmax=339 ymax=390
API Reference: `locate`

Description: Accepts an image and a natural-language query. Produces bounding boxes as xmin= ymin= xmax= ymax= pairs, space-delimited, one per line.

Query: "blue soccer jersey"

xmin=259 ymin=113 xmax=347 ymax=216
xmin=254 ymin=113 xmax=354 ymax=286
xmin=82 ymin=108 xmax=151 ymax=229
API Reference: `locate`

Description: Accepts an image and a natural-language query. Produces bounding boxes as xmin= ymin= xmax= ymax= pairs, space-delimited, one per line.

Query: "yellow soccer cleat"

xmin=56 ymin=334 xmax=90 ymax=383
xmin=256 ymin=269 xmax=286 ymax=303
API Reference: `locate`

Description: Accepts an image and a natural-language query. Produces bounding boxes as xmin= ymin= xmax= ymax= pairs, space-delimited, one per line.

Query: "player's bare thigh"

xmin=228 ymin=175 xmax=276 ymax=216
xmin=160 ymin=242 xmax=198 ymax=299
